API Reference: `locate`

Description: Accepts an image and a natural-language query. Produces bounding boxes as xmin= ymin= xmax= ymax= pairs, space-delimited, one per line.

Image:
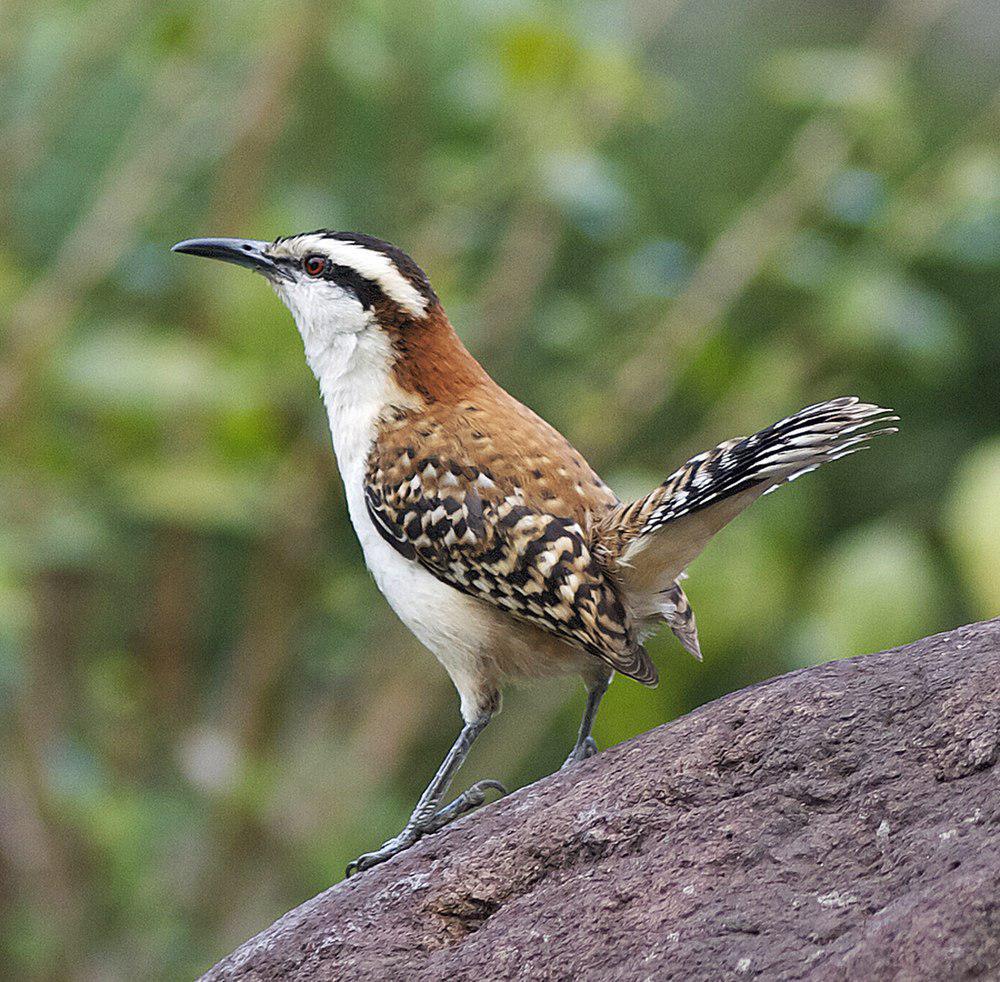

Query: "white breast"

xmin=309 ymin=326 xmax=500 ymax=721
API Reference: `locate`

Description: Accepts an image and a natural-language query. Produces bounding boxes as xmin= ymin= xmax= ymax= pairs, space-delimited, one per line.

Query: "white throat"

xmin=313 ymin=328 xmax=399 ymax=474
xmin=271 ymin=278 xmax=414 ymax=506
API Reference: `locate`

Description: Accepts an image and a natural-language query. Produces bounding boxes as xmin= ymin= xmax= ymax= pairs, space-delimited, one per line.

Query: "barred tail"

xmin=604 ymin=397 xmax=897 ymax=610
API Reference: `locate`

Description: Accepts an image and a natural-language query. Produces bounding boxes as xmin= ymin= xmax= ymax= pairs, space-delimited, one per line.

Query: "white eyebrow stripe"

xmin=296 ymin=234 xmax=428 ymax=316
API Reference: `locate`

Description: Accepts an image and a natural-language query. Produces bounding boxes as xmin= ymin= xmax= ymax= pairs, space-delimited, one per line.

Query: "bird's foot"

xmin=345 ymin=827 xmax=420 ymax=877
xmin=421 ymin=778 xmax=507 ymax=833
xmin=345 ymin=779 xmax=507 ymax=876
xmin=561 ymin=736 xmax=599 ymax=769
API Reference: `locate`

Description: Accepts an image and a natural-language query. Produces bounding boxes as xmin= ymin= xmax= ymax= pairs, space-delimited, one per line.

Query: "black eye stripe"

xmin=293 ymin=252 xmax=388 ymax=311
xmin=325 ymin=263 xmax=384 ymax=310
xmin=272 ymin=230 xmax=440 ymax=309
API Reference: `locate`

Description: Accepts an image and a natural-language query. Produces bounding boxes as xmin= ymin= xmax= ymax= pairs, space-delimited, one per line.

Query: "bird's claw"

xmin=423 ymin=778 xmax=507 ymax=832
xmin=345 ymin=779 xmax=507 ymax=877
xmin=346 ymin=827 xmax=420 ymax=877
xmin=562 ymin=736 xmax=599 ymax=768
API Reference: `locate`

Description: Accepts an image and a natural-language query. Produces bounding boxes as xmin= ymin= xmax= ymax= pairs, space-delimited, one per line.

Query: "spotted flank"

xmin=364 ymin=442 xmax=658 ymax=686
xmin=607 ymin=398 xmax=897 ymax=549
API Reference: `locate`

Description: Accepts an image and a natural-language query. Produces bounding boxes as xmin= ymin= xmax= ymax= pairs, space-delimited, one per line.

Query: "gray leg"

xmin=562 ymin=672 xmax=612 ymax=768
xmin=346 ymin=708 xmax=505 ymax=876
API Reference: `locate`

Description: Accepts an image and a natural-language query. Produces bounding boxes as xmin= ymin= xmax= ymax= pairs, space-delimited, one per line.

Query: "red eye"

xmin=303 ymin=255 xmax=326 ymax=277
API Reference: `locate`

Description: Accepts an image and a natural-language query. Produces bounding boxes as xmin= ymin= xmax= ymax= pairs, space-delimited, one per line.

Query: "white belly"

xmin=307 ymin=328 xmax=502 ymax=720
xmin=344 ymin=471 xmax=503 ymax=719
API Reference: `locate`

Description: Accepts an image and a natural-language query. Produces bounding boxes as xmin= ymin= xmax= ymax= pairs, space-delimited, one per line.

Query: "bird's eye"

xmin=303 ymin=255 xmax=326 ymax=277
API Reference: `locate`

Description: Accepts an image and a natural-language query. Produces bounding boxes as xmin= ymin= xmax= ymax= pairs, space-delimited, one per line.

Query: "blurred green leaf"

xmin=764 ymin=49 xmax=903 ymax=112
xmin=792 ymin=521 xmax=945 ymax=666
xmin=54 ymin=324 xmax=275 ymax=416
xmin=824 ymin=262 xmax=964 ymax=365
xmin=114 ymin=460 xmax=272 ymax=534
xmin=946 ymin=438 xmax=1000 ymax=617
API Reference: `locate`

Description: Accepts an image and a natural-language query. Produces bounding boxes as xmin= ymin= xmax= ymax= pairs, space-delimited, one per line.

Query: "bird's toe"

xmin=562 ymin=736 xmax=599 ymax=769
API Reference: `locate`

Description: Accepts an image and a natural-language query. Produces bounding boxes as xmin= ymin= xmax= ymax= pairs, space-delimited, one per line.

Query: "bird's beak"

xmin=171 ymin=237 xmax=291 ymax=280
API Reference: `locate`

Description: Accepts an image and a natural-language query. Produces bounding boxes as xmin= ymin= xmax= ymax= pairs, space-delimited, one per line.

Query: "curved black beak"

xmin=171 ymin=237 xmax=291 ymax=280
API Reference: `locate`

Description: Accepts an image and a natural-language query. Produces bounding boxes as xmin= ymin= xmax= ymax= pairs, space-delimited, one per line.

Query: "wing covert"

xmin=364 ymin=450 xmax=655 ymax=685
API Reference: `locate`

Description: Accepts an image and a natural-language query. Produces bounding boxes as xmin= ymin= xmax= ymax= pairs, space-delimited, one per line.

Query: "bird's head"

xmin=173 ymin=229 xmax=489 ymax=409
xmin=174 ymin=230 xmax=449 ymax=367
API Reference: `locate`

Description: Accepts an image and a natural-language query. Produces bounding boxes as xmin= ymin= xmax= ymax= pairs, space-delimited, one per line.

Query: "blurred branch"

xmin=217 ymin=440 xmax=328 ymax=750
xmin=886 ymin=84 xmax=1000 ymax=259
xmin=144 ymin=526 xmax=199 ymax=723
xmin=611 ymin=116 xmax=851 ymax=410
xmin=605 ymin=0 xmax=961 ymax=451
xmin=466 ymin=0 xmax=687 ymax=362
xmin=2 ymin=722 xmax=91 ymax=978
xmin=206 ymin=3 xmax=324 ymax=235
xmin=0 ymin=0 xmax=151 ymax=189
xmin=0 ymin=1 xmax=322 ymax=423
xmin=472 ymin=198 xmax=563 ymax=358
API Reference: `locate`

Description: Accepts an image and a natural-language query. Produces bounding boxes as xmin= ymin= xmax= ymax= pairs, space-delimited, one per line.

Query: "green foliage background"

xmin=1 ymin=0 xmax=998 ymax=977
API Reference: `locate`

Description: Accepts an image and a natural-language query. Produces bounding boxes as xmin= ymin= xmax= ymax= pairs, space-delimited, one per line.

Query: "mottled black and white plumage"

xmin=173 ymin=228 xmax=897 ymax=875
xmin=365 ymin=445 xmax=650 ymax=684
xmin=636 ymin=398 xmax=894 ymax=529
xmin=598 ymin=398 xmax=898 ymax=611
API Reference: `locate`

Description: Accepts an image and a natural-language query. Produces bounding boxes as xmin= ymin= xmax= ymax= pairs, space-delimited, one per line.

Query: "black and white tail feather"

xmin=636 ymin=397 xmax=896 ymax=534
xmin=602 ymin=397 xmax=897 ymax=658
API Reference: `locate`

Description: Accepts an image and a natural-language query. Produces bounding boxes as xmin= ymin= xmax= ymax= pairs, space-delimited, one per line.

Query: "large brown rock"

xmin=203 ymin=620 xmax=1000 ymax=981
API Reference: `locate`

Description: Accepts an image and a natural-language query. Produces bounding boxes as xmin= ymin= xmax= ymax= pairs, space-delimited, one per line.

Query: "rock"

xmin=202 ymin=620 xmax=1000 ymax=981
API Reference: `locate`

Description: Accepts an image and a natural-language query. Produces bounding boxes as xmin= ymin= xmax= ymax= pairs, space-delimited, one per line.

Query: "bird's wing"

xmin=364 ymin=449 xmax=656 ymax=685
xmin=598 ymin=397 xmax=897 ymax=597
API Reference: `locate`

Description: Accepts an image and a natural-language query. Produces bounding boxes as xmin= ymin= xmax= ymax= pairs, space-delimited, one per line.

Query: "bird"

xmin=172 ymin=230 xmax=896 ymax=875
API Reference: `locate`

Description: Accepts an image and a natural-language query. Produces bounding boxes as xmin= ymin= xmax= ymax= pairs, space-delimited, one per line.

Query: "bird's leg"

xmin=562 ymin=671 xmax=612 ymax=768
xmin=346 ymin=707 xmax=505 ymax=875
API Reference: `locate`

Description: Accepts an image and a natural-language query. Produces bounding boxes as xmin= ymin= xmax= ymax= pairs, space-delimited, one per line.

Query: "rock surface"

xmin=203 ymin=620 xmax=1000 ymax=981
